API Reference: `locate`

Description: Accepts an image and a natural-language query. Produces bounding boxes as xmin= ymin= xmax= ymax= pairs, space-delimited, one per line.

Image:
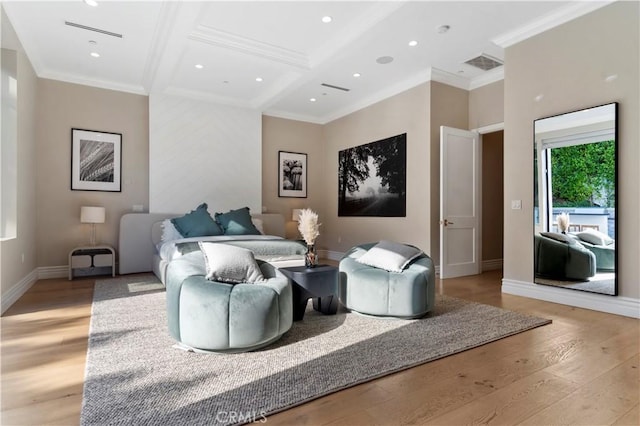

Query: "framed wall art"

xmin=71 ymin=128 xmax=122 ymax=192
xmin=338 ymin=133 xmax=406 ymax=217
xmin=278 ymin=151 xmax=307 ymax=198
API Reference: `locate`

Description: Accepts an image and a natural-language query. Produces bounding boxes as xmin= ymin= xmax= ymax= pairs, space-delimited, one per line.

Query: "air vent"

xmin=321 ymin=83 xmax=350 ymax=92
xmin=65 ymin=21 xmax=123 ymax=38
xmin=464 ymin=54 xmax=502 ymax=71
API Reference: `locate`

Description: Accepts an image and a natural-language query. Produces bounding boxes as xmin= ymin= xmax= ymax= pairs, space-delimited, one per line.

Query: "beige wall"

xmin=504 ymin=1 xmax=639 ymax=299
xmin=262 ymin=116 xmax=324 ymax=239
xmin=0 ymin=9 xmax=38 ymax=298
xmin=322 ymin=83 xmax=431 ymax=255
xmin=35 ymin=79 xmax=149 ymax=267
xmin=469 ymin=80 xmax=504 ymax=129
xmin=482 ymin=131 xmax=504 ymax=261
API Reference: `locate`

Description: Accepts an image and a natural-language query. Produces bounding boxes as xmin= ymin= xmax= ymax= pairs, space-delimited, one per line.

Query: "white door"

xmin=440 ymin=126 xmax=481 ymax=279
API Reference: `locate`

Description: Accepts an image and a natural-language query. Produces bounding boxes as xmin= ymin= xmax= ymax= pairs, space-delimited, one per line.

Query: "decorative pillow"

xmin=215 ymin=207 xmax=261 ymax=235
xmin=356 ymin=240 xmax=423 ymax=273
xmin=198 ymin=242 xmax=265 ymax=284
xmin=252 ymin=218 xmax=265 ymax=235
xmin=577 ymin=229 xmax=614 ymax=246
xmin=161 ymin=219 xmax=184 ymax=242
xmin=540 ymin=232 xmax=578 ymax=244
xmin=170 ymin=203 xmax=223 ymax=238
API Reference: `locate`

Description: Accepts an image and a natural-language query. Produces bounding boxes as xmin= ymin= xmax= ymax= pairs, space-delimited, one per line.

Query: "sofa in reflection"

xmin=572 ymin=230 xmax=615 ymax=272
xmin=534 ymin=232 xmax=596 ymax=281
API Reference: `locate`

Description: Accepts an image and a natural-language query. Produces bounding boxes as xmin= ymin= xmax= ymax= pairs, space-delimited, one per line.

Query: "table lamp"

xmin=292 ymin=209 xmax=303 ymax=222
xmin=81 ymin=206 xmax=105 ymax=246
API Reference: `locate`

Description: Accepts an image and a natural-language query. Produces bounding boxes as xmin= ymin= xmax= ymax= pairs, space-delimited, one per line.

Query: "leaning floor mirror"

xmin=533 ymin=102 xmax=618 ymax=296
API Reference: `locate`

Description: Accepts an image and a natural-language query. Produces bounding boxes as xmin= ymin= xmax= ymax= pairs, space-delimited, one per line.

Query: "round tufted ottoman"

xmin=339 ymin=242 xmax=436 ymax=319
xmin=165 ymin=252 xmax=293 ymax=353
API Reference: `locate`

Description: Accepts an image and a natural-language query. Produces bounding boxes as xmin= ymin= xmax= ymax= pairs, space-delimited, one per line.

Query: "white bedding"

xmin=157 ymin=235 xmax=285 ymax=263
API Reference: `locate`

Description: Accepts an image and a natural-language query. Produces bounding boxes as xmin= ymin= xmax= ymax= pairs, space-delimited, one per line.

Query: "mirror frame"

xmin=533 ymin=102 xmax=618 ymax=296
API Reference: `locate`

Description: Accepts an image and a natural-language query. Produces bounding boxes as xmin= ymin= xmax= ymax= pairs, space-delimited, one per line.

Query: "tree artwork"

xmin=338 ymin=133 xmax=407 ymax=217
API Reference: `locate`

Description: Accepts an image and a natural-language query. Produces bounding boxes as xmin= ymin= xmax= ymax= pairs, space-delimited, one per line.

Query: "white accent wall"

xmin=149 ymin=94 xmax=262 ymax=214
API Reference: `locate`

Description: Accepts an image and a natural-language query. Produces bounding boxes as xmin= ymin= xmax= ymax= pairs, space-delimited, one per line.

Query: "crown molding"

xmin=468 ymin=67 xmax=504 ymax=90
xmin=493 ymin=1 xmax=616 ymax=48
xmin=262 ymin=110 xmax=325 ymax=125
xmin=39 ymin=70 xmax=147 ymax=95
xmin=429 ymin=67 xmax=470 ymax=90
xmin=141 ymin=1 xmax=181 ymax=93
xmin=189 ymin=25 xmax=310 ymax=70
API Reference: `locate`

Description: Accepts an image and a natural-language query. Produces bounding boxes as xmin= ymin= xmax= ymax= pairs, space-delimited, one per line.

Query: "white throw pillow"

xmin=252 ymin=218 xmax=265 ymax=234
xmin=577 ymin=229 xmax=614 ymax=246
xmin=198 ymin=242 xmax=265 ymax=284
xmin=356 ymin=240 xmax=423 ymax=273
xmin=161 ymin=219 xmax=184 ymax=242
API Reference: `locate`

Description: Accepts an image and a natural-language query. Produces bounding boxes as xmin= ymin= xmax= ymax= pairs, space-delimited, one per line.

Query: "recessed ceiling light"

xmin=195 ymin=64 xmax=204 ymax=69
xmin=376 ymin=56 xmax=394 ymax=65
xmin=353 ymin=72 xmax=361 ymax=78
xmin=408 ymin=40 xmax=418 ymax=47
xmin=321 ymin=16 xmax=332 ymax=23
xmin=437 ymin=25 xmax=450 ymax=34
xmin=84 ymin=0 xmax=98 ymax=7
xmin=255 ymin=77 xmax=263 ymax=82
xmin=89 ymin=40 xmax=97 ymax=45
xmin=310 ymin=98 xmax=317 ymax=102
xmin=90 ymin=52 xmax=100 ymax=58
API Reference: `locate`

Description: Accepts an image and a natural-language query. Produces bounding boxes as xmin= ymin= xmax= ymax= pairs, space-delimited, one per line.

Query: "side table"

xmin=279 ymin=264 xmax=339 ymax=321
xmin=69 ymin=245 xmax=116 ymax=280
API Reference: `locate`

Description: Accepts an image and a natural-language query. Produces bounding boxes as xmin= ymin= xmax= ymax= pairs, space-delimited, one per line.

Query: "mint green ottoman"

xmin=165 ymin=252 xmax=292 ymax=353
xmin=339 ymin=242 xmax=436 ymax=319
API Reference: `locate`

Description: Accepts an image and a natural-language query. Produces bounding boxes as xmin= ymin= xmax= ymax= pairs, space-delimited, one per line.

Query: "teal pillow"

xmin=215 ymin=207 xmax=260 ymax=235
xmin=170 ymin=203 xmax=223 ymax=237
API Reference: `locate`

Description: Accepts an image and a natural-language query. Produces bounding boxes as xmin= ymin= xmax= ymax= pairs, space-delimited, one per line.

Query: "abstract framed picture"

xmin=338 ymin=133 xmax=406 ymax=217
xmin=71 ymin=128 xmax=122 ymax=192
xmin=278 ymin=151 xmax=307 ymax=198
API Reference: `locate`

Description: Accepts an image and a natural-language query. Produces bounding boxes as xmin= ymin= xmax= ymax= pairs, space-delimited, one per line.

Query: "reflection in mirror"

xmin=533 ymin=103 xmax=617 ymax=295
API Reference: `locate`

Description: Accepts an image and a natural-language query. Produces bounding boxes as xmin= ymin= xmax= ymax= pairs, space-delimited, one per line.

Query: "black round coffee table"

xmin=279 ymin=264 xmax=339 ymax=320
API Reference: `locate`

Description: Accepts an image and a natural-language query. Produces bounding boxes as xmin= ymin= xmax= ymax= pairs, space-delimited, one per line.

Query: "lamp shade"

xmin=292 ymin=209 xmax=303 ymax=221
xmin=80 ymin=206 xmax=105 ymax=224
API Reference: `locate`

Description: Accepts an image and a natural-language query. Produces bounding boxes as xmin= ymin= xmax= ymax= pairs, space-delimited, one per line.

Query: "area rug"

xmin=81 ymin=274 xmax=551 ymax=426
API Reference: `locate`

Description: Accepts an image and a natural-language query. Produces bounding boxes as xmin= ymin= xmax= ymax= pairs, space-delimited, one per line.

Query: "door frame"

xmin=439 ymin=122 xmax=504 ymax=277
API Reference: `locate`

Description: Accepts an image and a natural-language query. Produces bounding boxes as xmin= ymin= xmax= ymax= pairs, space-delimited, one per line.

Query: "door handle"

xmin=441 ymin=219 xmax=455 ymax=226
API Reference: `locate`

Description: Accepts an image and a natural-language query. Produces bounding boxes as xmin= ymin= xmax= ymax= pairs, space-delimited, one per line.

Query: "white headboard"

xmin=118 ymin=213 xmax=287 ymax=275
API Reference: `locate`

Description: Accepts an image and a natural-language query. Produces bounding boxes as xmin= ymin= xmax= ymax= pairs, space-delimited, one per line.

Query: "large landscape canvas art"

xmin=338 ymin=133 xmax=406 ymax=217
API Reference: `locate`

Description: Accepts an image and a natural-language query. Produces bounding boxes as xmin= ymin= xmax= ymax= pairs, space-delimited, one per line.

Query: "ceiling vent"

xmin=321 ymin=83 xmax=350 ymax=92
xmin=464 ymin=54 xmax=502 ymax=71
xmin=65 ymin=21 xmax=122 ymax=38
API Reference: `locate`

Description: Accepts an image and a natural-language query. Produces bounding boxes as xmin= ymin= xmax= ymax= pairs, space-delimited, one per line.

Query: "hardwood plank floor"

xmin=1 ymin=270 xmax=638 ymax=425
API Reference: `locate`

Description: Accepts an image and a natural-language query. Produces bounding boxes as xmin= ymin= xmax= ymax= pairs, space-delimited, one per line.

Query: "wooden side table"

xmin=279 ymin=265 xmax=339 ymax=321
xmin=69 ymin=245 xmax=116 ymax=280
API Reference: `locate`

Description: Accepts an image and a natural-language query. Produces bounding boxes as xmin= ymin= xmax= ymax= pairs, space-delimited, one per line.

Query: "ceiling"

xmin=2 ymin=1 xmax=612 ymax=124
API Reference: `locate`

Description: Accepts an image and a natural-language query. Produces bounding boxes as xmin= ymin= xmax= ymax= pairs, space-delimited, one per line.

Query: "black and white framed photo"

xmin=338 ymin=133 xmax=406 ymax=217
xmin=71 ymin=128 xmax=122 ymax=192
xmin=278 ymin=151 xmax=307 ymax=198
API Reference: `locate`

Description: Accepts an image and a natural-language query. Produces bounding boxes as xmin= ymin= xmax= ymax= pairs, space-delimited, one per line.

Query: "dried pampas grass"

xmin=298 ymin=208 xmax=321 ymax=245
xmin=557 ymin=212 xmax=570 ymax=233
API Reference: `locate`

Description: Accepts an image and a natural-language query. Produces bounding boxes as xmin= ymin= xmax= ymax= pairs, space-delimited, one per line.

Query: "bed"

xmin=119 ymin=212 xmax=306 ymax=284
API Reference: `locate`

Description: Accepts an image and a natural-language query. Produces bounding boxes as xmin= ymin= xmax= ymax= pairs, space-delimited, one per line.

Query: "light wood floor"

xmin=1 ymin=270 xmax=638 ymax=425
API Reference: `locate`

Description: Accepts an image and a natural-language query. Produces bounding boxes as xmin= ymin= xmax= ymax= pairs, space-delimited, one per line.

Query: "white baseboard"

xmin=482 ymin=258 xmax=503 ymax=271
xmin=322 ymin=250 xmax=501 ymax=277
xmin=38 ymin=265 xmax=69 ymax=279
xmin=502 ymin=278 xmax=640 ymax=319
xmin=1 ymin=268 xmax=38 ymax=315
